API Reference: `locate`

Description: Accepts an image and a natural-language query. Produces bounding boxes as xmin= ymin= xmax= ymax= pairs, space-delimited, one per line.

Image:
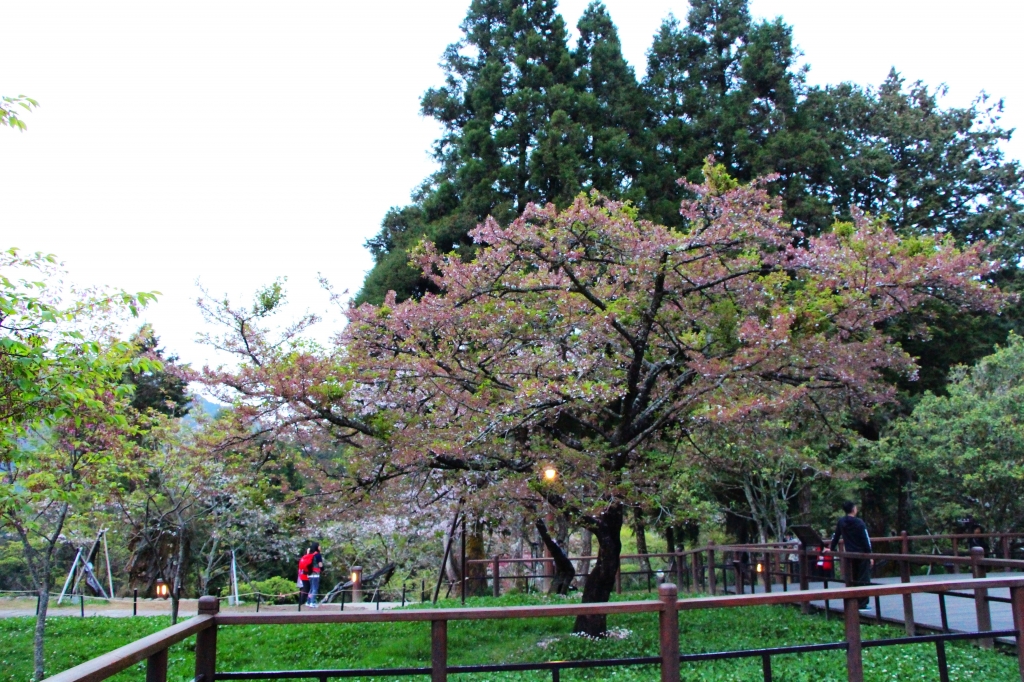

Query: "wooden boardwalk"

xmin=745 ymin=571 xmax=1023 ymax=644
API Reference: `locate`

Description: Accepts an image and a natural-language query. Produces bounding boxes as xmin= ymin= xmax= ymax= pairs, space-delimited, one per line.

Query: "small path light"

xmin=155 ymin=579 xmax=170 ymax=599
xmin=542 ymin=466 xmax=558 ymax=482
xmin=350 ymin=566 xmax=362 ymax=603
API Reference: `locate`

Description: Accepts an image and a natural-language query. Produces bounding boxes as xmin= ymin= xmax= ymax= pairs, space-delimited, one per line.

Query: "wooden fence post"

xmin=844 ymin=597 xmax=864 ymax=682
xmin=707 ymin=547 xmax=717 ymax=596
xmin=676 ymin=551 xmax=684 ymax=590
xmin=146 ymin=647 xmax=168 ymax=682
xmin=691 ymin=552 xmax=701 ymax=593
xmin=971 ymin=547 xmax=993 ymax=648
xmin=431 ymin=619 xmax=448 ymax=682
xmin=194 ymin=596 xmax=219 ymax=682
xmin=952 ymin=538 xmax=960 ymax=574
xmin=900 ymin=531 xmax=916 ymax=636
xmin=1004 ymin=536 xmax=1013 ymax=573
xmin=659 ymin=583 xmax=680 ymax=682
xmin=1010 ymin=585 xmax=1024 ymax=682
xmin=799 ymin=543 xmax=810 ymax=614
xmin=492 ymin=556 xmax=500 ymax=598
xmin=762 ymin=552 xmax=771 ymax=594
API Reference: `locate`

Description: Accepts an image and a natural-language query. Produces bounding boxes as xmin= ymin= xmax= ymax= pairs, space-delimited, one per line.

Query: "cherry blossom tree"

xmin=200 ymin=164 xmax=1005 ymax=635
xmin=341 ymin=164 xmax=1004 ymax=634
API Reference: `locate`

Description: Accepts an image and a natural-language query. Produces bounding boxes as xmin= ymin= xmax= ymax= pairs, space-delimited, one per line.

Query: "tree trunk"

xmin=573 ymin=502 xmax=623 ymax=636
xmin=171 ymin=523 xmax=188 ymax=624
xmin=577 ymin=529 xmax=593 ymax=579
xmin=33 ymin=570 xmax=51 ymax=681
xmin=535 ymin=518 xmax=574 ymax=595
xmin=631 ymin=508 xmax=651 ymax=578
xmin=465 ymin=520 xmax=488 ymax=596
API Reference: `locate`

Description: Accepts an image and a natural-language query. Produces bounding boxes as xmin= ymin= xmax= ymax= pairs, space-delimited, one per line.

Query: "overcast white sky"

xmin=3 ymin=1 xmax=1022 ymax=369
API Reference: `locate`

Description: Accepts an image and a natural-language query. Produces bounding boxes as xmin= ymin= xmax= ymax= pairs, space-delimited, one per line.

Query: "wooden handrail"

xmin=39 ymin=577 xmax=1024 ymax=682
xmin=42 ymin=614 xmax=214 ymax=682
xmin=215 ymin=599 xmax=661 ymax=625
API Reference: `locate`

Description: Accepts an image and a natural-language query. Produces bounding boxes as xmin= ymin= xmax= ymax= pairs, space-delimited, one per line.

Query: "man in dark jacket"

xmin=828 ymin=501 xmax=873 ymax=609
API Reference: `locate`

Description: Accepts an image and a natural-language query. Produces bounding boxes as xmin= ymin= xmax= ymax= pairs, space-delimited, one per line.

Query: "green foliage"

xmin=222 ymin=576 xmax=297 ymax=604
xmin=0 ymin=95 xmax=39 ymax=131
xmin=878 ymin=333 xmax=1024 ymax=532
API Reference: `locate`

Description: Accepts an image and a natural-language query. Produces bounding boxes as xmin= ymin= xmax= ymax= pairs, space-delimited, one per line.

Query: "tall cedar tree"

xmin=124 ymin=325 xmax=190 ymax=417
xmin=359 ymin=1 xmax=649 ymax=305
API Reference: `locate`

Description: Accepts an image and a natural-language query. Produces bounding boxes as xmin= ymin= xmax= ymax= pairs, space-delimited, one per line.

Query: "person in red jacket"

xmin=306 ymin=542 xmax=324 ymax=607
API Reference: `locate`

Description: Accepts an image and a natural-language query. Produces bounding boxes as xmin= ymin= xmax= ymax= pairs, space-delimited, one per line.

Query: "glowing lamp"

xmin=155 ymin=579 xmax=170 ymax=599
xmin=756 ymin=563 xmax=763 ymax=574
xmin=543 ymin=466 xmax=558 ymax=482
xmin=351 ymin=572 xmax=359 ymax=583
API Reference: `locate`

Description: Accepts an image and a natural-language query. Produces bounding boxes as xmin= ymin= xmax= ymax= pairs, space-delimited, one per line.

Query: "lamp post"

xmin=540 ymin=466 xmax=558 ymax=591
xmin=155 ymin=579 xmax=170 ymax=599
xmin=350 ymin=566 xmax=362 ymax=603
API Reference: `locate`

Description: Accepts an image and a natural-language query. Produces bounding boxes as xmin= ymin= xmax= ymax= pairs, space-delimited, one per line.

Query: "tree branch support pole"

xmin=900 ymin=532 xmax=916 ymax=636
xmin=492 ymin=556 xmax=500 ymax=598
xmin=659 ymin=584 xmax=680 ymax=682
xmin=971 ymin=547 xmax=993 ymax=648
xmin=194 ymin=596 xmax=219 ymax=682
xmin=460 ymin=516 xmax=467 ymax=605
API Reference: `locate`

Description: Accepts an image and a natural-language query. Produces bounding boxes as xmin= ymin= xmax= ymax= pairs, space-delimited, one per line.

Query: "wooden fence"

xmin=469 ymin=531 xmax=1024 ymax=600
xmin=43 ymin=572 xmax=1024 ymax=682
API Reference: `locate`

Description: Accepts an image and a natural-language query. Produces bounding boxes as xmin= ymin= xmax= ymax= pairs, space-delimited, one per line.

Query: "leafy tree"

xmin=124 ymin=325 xmax=191 ymax=417
xmin=878 ymin=334 xmax=1024 ymax=533
xmin=685 ymin=408 xmax=848 ymax=543
xmin=0 ymin=248 xmax=157 ymax=680
xmin=202 ymin=166 xmax=1004 ymax=635
xmin=113 ymin=410 xmax=288 ymax=621
xmin=359 ymin=1 xmax=651 ymax=304
xmin=642 ymin=1 xmax=804 ymax=225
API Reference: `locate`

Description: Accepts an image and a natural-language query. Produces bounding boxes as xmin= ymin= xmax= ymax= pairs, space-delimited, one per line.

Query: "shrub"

xmin=222 ymin=576 xmax=298 ymax=604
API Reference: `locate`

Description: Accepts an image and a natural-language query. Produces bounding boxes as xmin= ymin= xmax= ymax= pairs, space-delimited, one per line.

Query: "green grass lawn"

xmin=2 ymin=593 xmax=1019 ymax=682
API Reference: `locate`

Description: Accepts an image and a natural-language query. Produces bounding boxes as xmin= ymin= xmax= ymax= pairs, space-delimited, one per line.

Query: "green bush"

xmin=221 ymin=576 xmax=298 ymax=604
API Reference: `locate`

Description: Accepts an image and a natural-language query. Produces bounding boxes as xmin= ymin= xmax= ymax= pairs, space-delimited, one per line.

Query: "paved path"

xmin=0 ymin=596 xmax=403 ymax=618
xmin=740 ymin=572 xmax=1022 ymax=645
